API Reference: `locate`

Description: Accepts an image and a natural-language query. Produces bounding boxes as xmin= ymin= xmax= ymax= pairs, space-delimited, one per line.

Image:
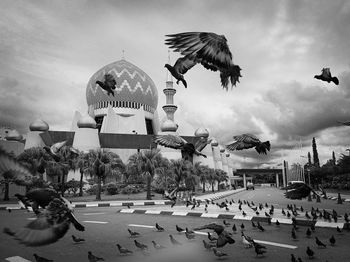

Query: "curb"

xmin=118 ymin=208 xmax=349 ymax=229
xmin=0 ymin=200 xmax=174 ymax=211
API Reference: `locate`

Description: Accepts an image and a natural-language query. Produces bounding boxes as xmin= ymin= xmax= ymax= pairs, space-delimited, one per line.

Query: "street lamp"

xmin=132 ymin=130 xmax=140 ymax=153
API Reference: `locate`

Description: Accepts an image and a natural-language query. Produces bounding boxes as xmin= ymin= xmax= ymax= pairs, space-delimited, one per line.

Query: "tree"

xmin=126 ymin=149 xmax=164 ymax=200
xmin=332 ymin=151 xmax=336 ymax=165
xmin=215 ymin=169 xmax=229 ymax=191
xmin=85 ymin=149 xmax=123 ymax=200
xmin=207 ymin=168 xmax=217 ymax=192
xmin=170 ymin=159 xmax=193 ymax=201
xmin=75 ymin=151 xmax=90 ymax=196
xmin=312 ymin=137 xmax=320 ymax=167
xmin=307 ymin=152 xmax=312 ymax=165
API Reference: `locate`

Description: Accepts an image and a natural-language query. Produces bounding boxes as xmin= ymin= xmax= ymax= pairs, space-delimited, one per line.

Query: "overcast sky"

xmin=1 ymin=0 xmax=350 ymax=168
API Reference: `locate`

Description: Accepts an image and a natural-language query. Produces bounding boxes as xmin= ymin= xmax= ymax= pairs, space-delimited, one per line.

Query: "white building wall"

xmin=72 ymin=128 xmax=100 ymax=153
xmin=24 ymin=131 xmax=46 ymax=149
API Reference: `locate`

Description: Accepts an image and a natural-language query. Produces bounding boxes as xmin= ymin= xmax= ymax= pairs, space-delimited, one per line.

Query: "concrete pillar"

xmin=243 ymin=173 xmax=247 ymax=188
xmin=282 ymin=161 xmax=287 ymax=187
xmin=276 ymin=173 xmax=280 ymax=188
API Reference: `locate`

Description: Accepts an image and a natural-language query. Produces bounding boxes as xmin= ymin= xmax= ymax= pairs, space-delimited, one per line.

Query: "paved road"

xmin=1 ymin=202 xmax=350 ymax=262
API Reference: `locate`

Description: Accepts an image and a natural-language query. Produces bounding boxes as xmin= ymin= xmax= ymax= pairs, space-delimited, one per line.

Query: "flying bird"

xmin=96 ymin=73 xmax=117 ymax=96
xmin=164 ymin=56 xmax=197 ymax=88
xmin=314 ymin=68 xmax=339 ymax=85
xmin=4 ymin=198 xmax=84 ymax=246
xmin=154 ymin=134 xmax=207 ymax=163
xmin=33 ymin=253 xmax=53 ymax=262
xmin=226 ymin=134 xmax=270 ymax=154
xmin=165 ymin=32 xmax=242 ymax=90
xmin=43 ymin=141 xmax=67 ymax=162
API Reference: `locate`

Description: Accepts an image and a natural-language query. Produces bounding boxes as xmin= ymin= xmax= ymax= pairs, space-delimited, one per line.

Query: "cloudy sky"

xmin=1 ymin=0 xmax=350 ymax=168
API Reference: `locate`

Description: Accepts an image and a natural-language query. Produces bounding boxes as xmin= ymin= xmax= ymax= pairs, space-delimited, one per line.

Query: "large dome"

xmin=86 ymin=59 xmax=158 ymax=113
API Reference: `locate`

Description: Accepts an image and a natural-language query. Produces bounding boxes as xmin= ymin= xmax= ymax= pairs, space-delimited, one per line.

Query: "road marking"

xmin=128 ymin=224 xmax=155 ymax=228
xmin=315 ymin=221 xmax=344 ymax=228
xmin=120 ymin=209 xmax=135 ymax=213
xmin=83 ymin=220 xmax=108 ymax=224
xmin=253 ymin=239 xmax=297 ymax=249
xmin=145 ymin=210 xmax=162 ymax=214
xmin=5 ymin=256 xmax=32 ymax=262
xmin=193 ymin=231 xmax=208 ymax=236
xmin=83 ymin=212 xmax=106 ymax=215
xmin=26 ymin=217 xmax=36 ymax=220
xmin=201 ymin=213 xmax=219 ymax=218
xmin=172 ymin=211 xmax=188 ymax=216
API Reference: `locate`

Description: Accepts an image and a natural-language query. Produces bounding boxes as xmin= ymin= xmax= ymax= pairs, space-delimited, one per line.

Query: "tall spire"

xmin=166 ymin=49 xmax=173 ymax=82
xmin=122 ymin=50 xmax=125 ymax=60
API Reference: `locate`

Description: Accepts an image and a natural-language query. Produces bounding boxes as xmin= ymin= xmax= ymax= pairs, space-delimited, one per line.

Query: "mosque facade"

xmin=0 ymin=58 xmax=236 ymax=194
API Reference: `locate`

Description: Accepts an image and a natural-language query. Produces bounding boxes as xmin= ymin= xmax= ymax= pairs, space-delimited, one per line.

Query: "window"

xmin=145 ymin=119 xmax=154 ymax=135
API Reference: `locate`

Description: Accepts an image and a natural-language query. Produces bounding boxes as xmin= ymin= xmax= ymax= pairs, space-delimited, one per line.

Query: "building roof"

xmin=86 ymin=59 xmax=158 ymax=113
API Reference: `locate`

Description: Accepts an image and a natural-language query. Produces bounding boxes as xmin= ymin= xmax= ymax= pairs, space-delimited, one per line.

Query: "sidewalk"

xmin=118 ymin=201 xmax=349 ymax=230
xmin=0 ymin=188 xmax=245 ymax=211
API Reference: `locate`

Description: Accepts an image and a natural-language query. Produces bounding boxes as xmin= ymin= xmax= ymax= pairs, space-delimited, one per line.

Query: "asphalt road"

xmin=1 ymin=204 xmax=350 ymax=262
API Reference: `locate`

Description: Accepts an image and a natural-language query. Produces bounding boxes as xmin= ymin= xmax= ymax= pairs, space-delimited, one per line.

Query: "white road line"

xmin=83 ymin=212 xmax=106 ymax=215
xmin=120 ymin=209 xmax=135 ymax=213
xmin=145 ymin=210 xmax=162 ymax=214
xmin=26 ymin=217 xmax=36 ymax=220
xmin=193 ymin=231 xmax=208 ymax=236
xmin=5 ymin=256 xmax=32 ymax=262
xmin=315 ymin=221 xmax=344 ymax=228
xmin=172 ymin=211 xmax=188 ymax=216
xmin=253 ymin=239 xmax=297 ymax=249
xmin=128 ymin=224 xmax=155 ymax=228
xmin=83 ymin=221 xmax=108 ymax=224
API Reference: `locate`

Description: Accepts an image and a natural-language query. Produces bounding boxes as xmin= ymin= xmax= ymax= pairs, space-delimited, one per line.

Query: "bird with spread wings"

xmin=153 ymin=134 xmax=211 ymax=163
xmin=0 ymin=151 xmax=84 ymax=246
xmin=226 ymin=134 xmax=270 ymax=155
xmin=165 ymin=32 xmax=242 ymax=90
xmin=284 ymin=182 xmax=319 ymax=200
xmin=314 ymin=68 xmax=339 ymax=85
xmin=96 ymin=73 xmax=117 ymax=96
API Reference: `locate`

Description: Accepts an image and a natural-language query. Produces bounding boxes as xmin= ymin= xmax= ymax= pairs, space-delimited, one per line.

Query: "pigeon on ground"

xmin=4 ymin=197 xmax=84 ymax=246
xmin=315 ymin=237 xmax=326 ymax=248
xmin=208 ymin=232 xmax=217 ymax=242
xmin=255 ymin=245 xmax=267 ymax=256
xmin=155 ymin=223 xmax=165 ymax=232
xmin=185 ymin=231 xmax=196 ymax=240
xmin=88 ymin=251 xmax=104 ymax=262
xmin=314 ymin=68 xmax=339 ymax=85
xmin=213 ymin=248 xmax=228 ymax=257
xmin=176 ymin=225 xmax=184 ymax=233
xmin=203 ymin=240 xmax=215 ymax=250
xmin=329 ymin=235 xmax=335 ymax=246
xmin=336 ymin=226 xmax=342 ymax=233
xmin=291 ymin=254 xmax=297 ymax=262
xmin=154 ymin=134 xmax=207 ymax=163
xmin=186 ymin=227 xmax=194 ymax=234
xmin=169 ymin=234 xmax=182 ymax=245
xmin=226 ymin=134 xmax=270 ymax=154
xmin=306 ymin=246 xmax=314 ymax=258
xmin=96 ymin=73 xmax=117 ymax=96
xmin=134 ymin=239 xmax=148 ymax=250
xmin=276 ymin=220 xmax=280 ymax=226
xmin=306 ymin=228 xmax=311 ymax=238
xmin=194 ymin=223 xmax=234 ymax=247
xmin=165 ymin=32 xmax=242 ymax=90
xmin=291 ymin=228 xmax=297 ymax=240
xmin=242 ymin=232 xmax=253 ymax=248
xmin=33 ymin=253 xmax=53 ymax=262
xmin=72 ymin=235 xmax=85 ymax=243
xmin=257 ymin=222 xmax=265 ymax=232
xmin=232 ymin=224 xmax=237 ymax=233
xmin=223 ymin=220 xmax=231 ymax=226
xmin=116 ymin=244 xmax=133 ymax=255
xmin=128 ymin=229 xmax=140 ymax=237
xmin=152 ymin=240 xmax=166 ymax=250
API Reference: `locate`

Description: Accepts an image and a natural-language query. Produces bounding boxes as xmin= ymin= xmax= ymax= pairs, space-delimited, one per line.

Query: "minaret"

xmin=161 ymin=51 xmax=178 ymax=133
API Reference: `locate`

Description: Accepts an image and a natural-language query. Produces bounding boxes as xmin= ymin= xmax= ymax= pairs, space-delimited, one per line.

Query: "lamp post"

xmin=132 ymin=130 xmax=140 ymax=153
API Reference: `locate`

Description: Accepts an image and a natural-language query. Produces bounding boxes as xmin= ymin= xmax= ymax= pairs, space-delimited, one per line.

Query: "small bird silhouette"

xmin=176 ymin=225 xmax=184 ymax=233
xmin=88 ymin=251 xmax=104 ymax=262
xmin=291 ymin=228 xmax=297 ymax=240
xmin=169 ymin=234 xmax=182 ymax=245
xmin=226 ymin=134 xmax=270 ymax=154
xmin=315 ymin=237 xmax=326 ymax=248
xmin=128 ymin=228 xmax=140 ymax=237
xmin=134 ymin=239 xmax=148 ymax=250
xmin=291 ymin=254 xmax=297 ymax=262
xmin=116 ymin=244 xmax=133 ymax=255
xmin=43 ymin=141 xmax=67 ymax=162
xmin=208 ymin=232 xmax=217 ymax=242
xmin=33 ymin=253 xmax=53 ymax=262
xmin=329 ymin=235 xmax=335 ymax=246
xmin=72 ymin=235 xmax=85 ymax=243
xmin=203 ymin=240 xmax=215 ymax=250
xmin=314 ymin=68 xmax=339 ymax=85
xmin=155 ymin=223 xmax=165 ymax=232
xmin=276 ymin=220 xmax=280 ymax=226
xmin=255 ymin=245 xmax=267 ymax=256
xmin=257 ymin=222 xmax=265 ymax=232
xmin=185 ymin=231 xmax=196 ymax=240
xmin=152 ymin=240 xmax=166 ymax=250
xmin=306 ymin=246 xmax=314 ymax=258
xmin=213 ymin=248 xmax=228 ymax=257
xmin=240 ymin=223 xmax=245 ymax=230
xmin=232 ymin=224 xmax=237 ymax=233
xmin=223 ymin=220 xmax=231 ymax=226
xmin=306 ymin=228 xmax=311 ymax=238
xmin=96 ymin=73 xmax=117 ymax=96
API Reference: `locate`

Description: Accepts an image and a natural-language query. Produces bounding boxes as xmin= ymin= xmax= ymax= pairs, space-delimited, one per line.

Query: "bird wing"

xmin=50 ymin=141 xmax=67 ymax=154
xmin=4 ymin=198 xmax=76 ymax=246
xmin=104 ymin=73 xmax=117 ymax=89
xmin=0 ymin=151 xmax=34 ymax=185
xmin=153 ymin=134 xmax=187 ymax=149
xmin=194 ymin=137 xmax=212 ymax=152
xmin=233 ymin=134 xmax=260 ymax=144
xmin=165 ymin=32 xmax=233 ymax=68
xmin=173 ymin=56 xmax=197 ymax=74
xmin=226 ymin=141 xmax=254 ymax=151
xmin=322 ymin=68 xmax=331 ymax=77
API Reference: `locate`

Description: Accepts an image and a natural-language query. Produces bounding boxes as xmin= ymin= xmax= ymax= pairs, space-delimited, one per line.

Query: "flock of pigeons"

xmin=95 ymin=31 xmax=339 ymax=96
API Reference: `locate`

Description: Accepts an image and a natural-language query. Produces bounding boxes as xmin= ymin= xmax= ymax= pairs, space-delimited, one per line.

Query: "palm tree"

xmin=170 ymin=159 xmax=193 ymax=201
xmin=127 ymin=149 xmax=164 ymax=200
xmin=85 ymin=149 xmax=123 ymax=200
xmin=75 ymin=151 xmax=90 ymax=196
xmin=215 ymin=169 xmax=229 ymax=191
xmin=198 ymin=164 xmax=210 ymax=193
xmin=206 ymin=168 xmax=217 ymax=192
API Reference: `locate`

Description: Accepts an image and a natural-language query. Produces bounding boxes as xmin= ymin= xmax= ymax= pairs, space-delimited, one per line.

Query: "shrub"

xmin=120 ymin=184 xmax=142 ymax=194
xmin=65 ymin=179 xmax=82 ymax=196
xmin=85 ymin=184 xmax=101 ymax=195
xmin=105 ymin=182 xmax=118 ymax=195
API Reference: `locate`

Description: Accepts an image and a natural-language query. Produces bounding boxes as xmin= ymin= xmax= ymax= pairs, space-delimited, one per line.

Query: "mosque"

xmin=0 ymin=58 xmax=238 ymax=194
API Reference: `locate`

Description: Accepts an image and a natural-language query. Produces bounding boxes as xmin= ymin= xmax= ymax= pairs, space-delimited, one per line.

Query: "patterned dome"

xmin=86 ymin=59 xmax=158 ymax=113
